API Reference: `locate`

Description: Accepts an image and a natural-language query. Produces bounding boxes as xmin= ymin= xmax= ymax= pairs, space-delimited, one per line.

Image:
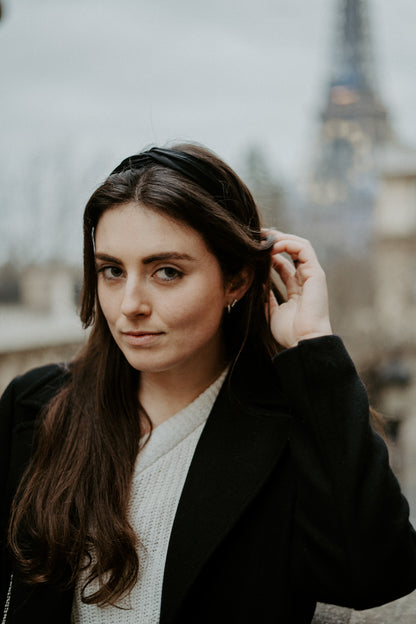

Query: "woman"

xmin=1 ymin=144 xmax=416 ymax=624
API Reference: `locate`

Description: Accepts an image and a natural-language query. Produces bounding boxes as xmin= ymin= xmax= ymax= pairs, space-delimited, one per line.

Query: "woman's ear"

xmin=225 ymin=266 xmax=254 ymax=302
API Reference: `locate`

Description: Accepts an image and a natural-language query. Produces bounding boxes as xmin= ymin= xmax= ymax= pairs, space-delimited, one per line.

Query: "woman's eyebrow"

xmin=94 ymin=251 xmax=196 ymax=265
xmin=94 ymin=253 xmax=122 ymax=264
xmin=142 ymin=252 xmax=195 ymax=265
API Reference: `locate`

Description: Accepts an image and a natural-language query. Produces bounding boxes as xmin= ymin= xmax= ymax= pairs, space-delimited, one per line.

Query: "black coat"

xmin=1 ymin=336 xmax=416 ymax=623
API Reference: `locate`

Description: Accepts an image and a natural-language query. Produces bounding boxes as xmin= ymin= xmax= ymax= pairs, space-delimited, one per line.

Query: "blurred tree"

xmin=0 ymin=262 xmax=21 ymax=304
xmin=242 ymin=145 xmax=289 ymax=231
xmin=0 ymin=1 xmax=7 ymax=22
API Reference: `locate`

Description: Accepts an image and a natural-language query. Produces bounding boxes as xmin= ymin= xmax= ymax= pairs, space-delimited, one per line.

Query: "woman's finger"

xmin=271 ymin=239 xmax=319 ymax=266
xmin=266 ymin=288 xmax=279 ymax=321
xmin=263 ymin=228 xmax=318 ymax=256
xmin=270 ymin=252 xmax=302 ymax=295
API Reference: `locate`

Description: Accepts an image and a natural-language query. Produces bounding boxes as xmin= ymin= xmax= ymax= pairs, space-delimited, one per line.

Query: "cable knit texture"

xmin=71 ymin=369 xmax=228 ymax=624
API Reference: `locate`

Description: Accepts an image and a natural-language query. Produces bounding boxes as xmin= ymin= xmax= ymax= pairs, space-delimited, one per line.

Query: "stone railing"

xmin=312 ymin=589 xmax=416 ymax=623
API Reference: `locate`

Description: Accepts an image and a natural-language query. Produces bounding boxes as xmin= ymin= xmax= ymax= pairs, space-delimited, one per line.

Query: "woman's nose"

xmin=121 ymin=279 xmax=152 ymax=317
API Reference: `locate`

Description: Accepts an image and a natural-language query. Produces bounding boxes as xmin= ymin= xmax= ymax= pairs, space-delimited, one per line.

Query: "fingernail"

xmin=264 ymin=233 xmax=278 ymax=245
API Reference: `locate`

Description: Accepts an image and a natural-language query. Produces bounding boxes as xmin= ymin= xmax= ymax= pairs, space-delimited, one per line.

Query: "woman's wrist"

xmin=296 ymin=326 xmax=333 ymax=344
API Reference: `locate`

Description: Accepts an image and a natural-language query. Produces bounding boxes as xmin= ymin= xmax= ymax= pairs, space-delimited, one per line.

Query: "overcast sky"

xmin=1 ymin=0 xmax=416 ymax=262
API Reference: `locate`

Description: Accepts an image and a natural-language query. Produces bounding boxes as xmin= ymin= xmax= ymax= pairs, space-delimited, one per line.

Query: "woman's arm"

xmin=275 ymin=335 xmax=416 ymax=608
xmin=267 ymin=231 xmax=416 ymax=608
xmin=0 ymin=365 xmax=69 ymax=616
xmin=0 ymin=378 xmax=16 ymax=616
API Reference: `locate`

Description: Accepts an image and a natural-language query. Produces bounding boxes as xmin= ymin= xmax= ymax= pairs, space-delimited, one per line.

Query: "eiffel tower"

xmin=304 ymin=0 xmax=393 ymax=260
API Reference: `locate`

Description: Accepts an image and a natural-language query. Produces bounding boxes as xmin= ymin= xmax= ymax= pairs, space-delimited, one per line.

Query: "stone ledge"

xmin=312 ymin=589 xmax=416 ymax=623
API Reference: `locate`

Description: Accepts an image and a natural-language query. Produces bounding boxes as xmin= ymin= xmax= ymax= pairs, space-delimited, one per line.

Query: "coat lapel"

xmin=161 ymin=347 xmax=292 ymax=622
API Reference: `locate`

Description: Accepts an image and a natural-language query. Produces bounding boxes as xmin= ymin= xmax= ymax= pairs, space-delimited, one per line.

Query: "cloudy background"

xmin=1 ymin=0 xmax=416 ymax=263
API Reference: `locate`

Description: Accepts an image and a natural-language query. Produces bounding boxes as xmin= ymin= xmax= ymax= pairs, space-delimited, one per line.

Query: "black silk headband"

xmin=110 ymin=147 xmax=227 ymax=204
xmin=109 ymin=147 xmax=272 ymax=246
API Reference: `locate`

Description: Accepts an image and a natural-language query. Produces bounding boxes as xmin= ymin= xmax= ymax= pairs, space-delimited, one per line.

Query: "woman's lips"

xmin=122 ymin=331 xmax=164 ymax=346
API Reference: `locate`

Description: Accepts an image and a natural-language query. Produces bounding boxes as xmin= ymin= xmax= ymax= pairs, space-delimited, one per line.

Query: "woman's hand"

xmin=264 ymin=230 xmax=332 ymax=349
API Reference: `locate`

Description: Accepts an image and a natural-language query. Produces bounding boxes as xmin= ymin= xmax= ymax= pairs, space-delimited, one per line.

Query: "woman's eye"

xmin=98 ymin=266 xmax=123 ymax=280
xmin=155 ymin=267 xmax=182 ymax=282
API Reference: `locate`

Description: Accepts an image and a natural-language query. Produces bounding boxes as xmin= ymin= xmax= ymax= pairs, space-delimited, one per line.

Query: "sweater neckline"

xmin=135 ymin=368 xmax=228 ymax=475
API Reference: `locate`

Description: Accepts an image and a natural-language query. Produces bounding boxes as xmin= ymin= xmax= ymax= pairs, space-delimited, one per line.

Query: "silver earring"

xmin=227 ymin=298 xmax=238 ymax=314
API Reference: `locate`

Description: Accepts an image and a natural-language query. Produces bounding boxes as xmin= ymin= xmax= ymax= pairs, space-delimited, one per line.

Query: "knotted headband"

xmin=109 ymin=147 xmax=270 ymax=251
xmin=110 ymin=147 xmax=227 ymax=204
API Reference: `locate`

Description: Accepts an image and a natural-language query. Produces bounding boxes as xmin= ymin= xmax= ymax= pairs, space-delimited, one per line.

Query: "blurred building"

xmin=294 ymin=0 xmax=416 ymax=360
xmin=368 ymin=149 xmax=416 ymax=520
xmin=301 ymin=0 xmax=395 ymax=261
xmin=0 ymin=264 xmax=85 ymax=393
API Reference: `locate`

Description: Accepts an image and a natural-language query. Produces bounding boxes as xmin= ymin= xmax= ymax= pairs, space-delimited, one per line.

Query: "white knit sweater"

xmin=71 ymin=369 xmax=227 ymax=624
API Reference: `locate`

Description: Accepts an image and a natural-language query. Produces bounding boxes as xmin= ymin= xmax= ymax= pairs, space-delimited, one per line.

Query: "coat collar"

xmin=160 ymin=345 xmax=292 ymax=623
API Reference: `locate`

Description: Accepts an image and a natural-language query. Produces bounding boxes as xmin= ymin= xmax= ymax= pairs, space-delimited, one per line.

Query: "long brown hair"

xmin=9 ymin=144 xmax=282 ymax=606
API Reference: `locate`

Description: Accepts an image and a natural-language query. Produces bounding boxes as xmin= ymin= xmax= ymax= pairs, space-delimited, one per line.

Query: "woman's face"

xmin=95 ymin=202 xmax=241 ymax=379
